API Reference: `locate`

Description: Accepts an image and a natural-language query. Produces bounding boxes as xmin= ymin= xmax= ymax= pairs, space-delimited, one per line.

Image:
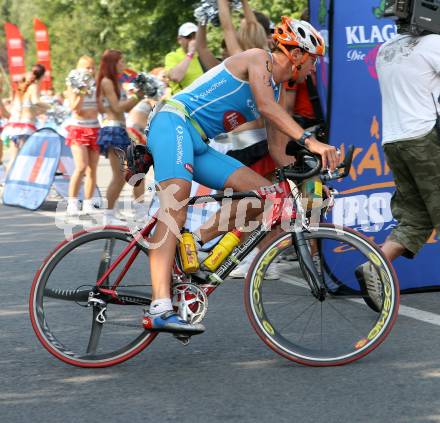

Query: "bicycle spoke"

xmin=31 ymin=229 xmax=157 ymax=367
xmin=246 ymin=226 xmax=399 ymax=366
xmin=321 ymin=303 xmax=325 ymax=351
xmin=262 ymin=292 xmax=311 ymax=312
xmin=277 ymin=299 xmax=317 ymax=332
xmin=97 ymin=238 xmax=115 ymax=287
xmin=298 ymin=301 xmax=318 ymax=344
xmin=325 ymin=298 xmax=366 ymax=337
xmin=86 ymin=308 xmax=104 ymax=354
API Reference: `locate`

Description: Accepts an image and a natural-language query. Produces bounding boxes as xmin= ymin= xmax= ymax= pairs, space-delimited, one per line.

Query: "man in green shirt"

xmin=165 ymin=22 xmax=204 ymax=95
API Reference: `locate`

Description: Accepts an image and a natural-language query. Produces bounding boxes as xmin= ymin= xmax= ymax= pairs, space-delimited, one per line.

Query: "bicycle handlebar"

xmin=282 ymin=141 xmax=355 ymax=183
xmin=321 ymin=144 xmax=354 ymax=182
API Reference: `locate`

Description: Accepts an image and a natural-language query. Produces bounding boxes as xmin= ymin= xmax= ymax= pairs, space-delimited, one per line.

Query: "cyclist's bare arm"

xmin=265 ymin=87 xmax=294 ymax=167
xmin=243 ymin=49 xmax=338 ymax=170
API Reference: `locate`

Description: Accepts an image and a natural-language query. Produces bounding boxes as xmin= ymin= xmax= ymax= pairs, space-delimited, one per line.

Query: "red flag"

xmin=4 ymin=23 xmax=26 ymax=90
xmin=33 ymin=18 xmax=53 ymax=91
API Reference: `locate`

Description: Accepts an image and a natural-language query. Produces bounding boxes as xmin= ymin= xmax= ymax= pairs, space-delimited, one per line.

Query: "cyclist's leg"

xmin=148 ymin=178 xmax=191 ymax=300
xmin=193 ymin=145 xmax=272 ymax=242
xmin=148 ymin=112 xmax=195 ymax=300
xmin=146 ymin=111 xmax=204 ymax=333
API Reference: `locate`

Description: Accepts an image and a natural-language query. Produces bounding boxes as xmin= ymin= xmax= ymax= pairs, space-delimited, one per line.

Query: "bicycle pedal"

xmin=173 ymin=334 xmax=191 ymax=346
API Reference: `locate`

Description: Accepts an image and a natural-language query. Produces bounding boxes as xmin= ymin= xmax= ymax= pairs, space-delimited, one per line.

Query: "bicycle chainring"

xmin=172 ymin=283 xmax=208 ymax=324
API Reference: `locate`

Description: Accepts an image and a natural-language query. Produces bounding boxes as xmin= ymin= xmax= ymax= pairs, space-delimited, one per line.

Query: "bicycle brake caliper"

xmin=88 ymin=292 xmax=107 ymax=324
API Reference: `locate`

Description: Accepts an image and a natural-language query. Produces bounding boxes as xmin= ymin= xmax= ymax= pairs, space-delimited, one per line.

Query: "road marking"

xmin=396 ymin=304 xmax=440 ymax=327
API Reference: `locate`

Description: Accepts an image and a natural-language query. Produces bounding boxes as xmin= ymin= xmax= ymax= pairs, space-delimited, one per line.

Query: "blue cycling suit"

xmin=148 ymin=55 xmax=281 ymax=189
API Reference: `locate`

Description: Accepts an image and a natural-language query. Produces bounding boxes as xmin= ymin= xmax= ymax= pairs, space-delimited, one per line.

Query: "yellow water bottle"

xmin=202 ymin=229 xmax=242 ymax=272
xmin=178 ymin=229 xmax=200 ymax=273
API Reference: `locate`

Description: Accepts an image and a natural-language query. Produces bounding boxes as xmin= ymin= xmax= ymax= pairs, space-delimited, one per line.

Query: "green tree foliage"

xmin=0 ymin=0 xmax=306 ymax=92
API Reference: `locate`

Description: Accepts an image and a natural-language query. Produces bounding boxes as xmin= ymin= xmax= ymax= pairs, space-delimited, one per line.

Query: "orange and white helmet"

xmin=273 ymin=17 xmax=326 ymax=57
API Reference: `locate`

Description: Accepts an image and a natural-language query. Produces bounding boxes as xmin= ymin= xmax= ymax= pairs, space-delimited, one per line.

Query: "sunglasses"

xmin=309 ymin=54 xmax=319 ymax=66
xmin=183 ymin=33 xmax=196 ymax=40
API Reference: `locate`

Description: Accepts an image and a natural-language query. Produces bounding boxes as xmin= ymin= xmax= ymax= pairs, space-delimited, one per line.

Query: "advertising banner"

xmin=3 ymin=128 xmax=61 ymax=210
xmin=309 ymin=0 xmax=440 ymax=290
xmin=4 ymin=23 xmax=26 ymax=89
xmin=33 ymin=18 xmax=53 ymax=91
xmin=309 ymin=0 xmax=331 ymax=117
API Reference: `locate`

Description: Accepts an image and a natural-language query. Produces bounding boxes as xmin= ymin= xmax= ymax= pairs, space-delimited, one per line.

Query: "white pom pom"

xmin=134 ymin=72 xmax=165 ymax=100
xmin=66 ymin=69 xmax=95 ymax=94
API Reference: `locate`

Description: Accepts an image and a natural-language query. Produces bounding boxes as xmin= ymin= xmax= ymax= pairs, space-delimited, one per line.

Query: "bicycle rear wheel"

xmin=244 ymin=224 xmax=399 ymax=366
xmin=30 ymin=227 xmax=157 ymax=368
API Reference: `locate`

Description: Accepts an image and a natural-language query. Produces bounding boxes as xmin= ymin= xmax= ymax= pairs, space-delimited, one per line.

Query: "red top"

xmin=283 ymin=74 xmax=316 ymax=120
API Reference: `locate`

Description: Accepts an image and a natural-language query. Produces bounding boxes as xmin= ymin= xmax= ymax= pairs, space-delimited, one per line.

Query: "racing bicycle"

xmin=29 ymin=143 xmax=400 ymax=367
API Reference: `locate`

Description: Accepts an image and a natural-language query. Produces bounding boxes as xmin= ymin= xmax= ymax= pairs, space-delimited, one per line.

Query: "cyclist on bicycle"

xmin=144 ymin=17 xmax=338 ymax=334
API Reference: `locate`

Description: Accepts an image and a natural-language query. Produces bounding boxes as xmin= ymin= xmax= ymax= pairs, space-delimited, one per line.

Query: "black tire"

xmin=244 ymin=224 xmax=399 ymax=367
xmin=30 ymin=227 xmax=157 ymax=368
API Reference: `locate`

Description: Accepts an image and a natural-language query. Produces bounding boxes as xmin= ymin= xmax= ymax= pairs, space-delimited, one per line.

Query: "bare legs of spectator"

xmin=67 ymin=145 xmax=100 ymax=215
xmin=104 ymin=148 xmax=126 ymax=222
xmin=381 ymin=239 xmax=408 ymax=262
xmin=5 ymin=137 xmax=25 ymax=174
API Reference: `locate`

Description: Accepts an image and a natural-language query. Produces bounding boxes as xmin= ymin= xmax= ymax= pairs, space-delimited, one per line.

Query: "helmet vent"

xmin=298 ymin=27 xmax=306 ymax=38
xmin=310 ymin=35 xmax=317 ymax=46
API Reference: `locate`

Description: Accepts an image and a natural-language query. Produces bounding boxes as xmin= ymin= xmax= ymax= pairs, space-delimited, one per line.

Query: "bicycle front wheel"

xmin=244 ymin=224 xmax=399 ymax=366
xmin=30 ymin=227 xmax=157 ymax=368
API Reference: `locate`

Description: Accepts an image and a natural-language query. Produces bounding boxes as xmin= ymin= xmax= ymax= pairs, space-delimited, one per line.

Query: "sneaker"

xmin=66 ymin=198 xmax=81 ymax=217
xmin=229 ymin=249 xmax=258 ymax=279
xmin=263 ymin=264 xmax=280 ymax=280
xmin=229 ymin=250 xmax=280 ymax=280
xmin=82 ymin=200 xmax=100 ymax=215
xmin=278 ymin=247 xmax=298 ymax=262
xmin=102 ymin=211 xmax=127 ymax=226
xmin=355 ymin=262 xmax=384 ymax=312
xmin=142 ymin=310 xmax=205 ymax=335
xmin=130 ymin=202 xmax=149 ymax=226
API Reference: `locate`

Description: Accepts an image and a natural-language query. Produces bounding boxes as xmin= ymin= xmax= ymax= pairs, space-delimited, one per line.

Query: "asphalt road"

xmin=2 ymin=203 xmax=440 ymax=423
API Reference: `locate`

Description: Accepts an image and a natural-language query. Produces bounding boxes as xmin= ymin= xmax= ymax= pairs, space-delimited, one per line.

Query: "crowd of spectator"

xmin=0 ymin=1 xmax=319 ymax=230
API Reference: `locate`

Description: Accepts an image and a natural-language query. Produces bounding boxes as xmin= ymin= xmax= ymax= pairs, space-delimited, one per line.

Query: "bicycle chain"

xmin=93 ymin=288 xmax=149 ymax=329
xmin=104 ymin=320 xmax=141 ymax=329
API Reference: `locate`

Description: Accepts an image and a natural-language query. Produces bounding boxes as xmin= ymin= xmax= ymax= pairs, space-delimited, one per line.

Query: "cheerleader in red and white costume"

xmin=2 ymin=64 xmax=47 ymax=172
xmin=0 ymin=75 xmax=11 ymax=168
xmin=65 ymin=56 xmax=100 ymax=216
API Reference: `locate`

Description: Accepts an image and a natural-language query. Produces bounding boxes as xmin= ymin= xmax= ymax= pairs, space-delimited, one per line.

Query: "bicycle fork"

xmin=292 ymin=231 xmax=326 ymax=301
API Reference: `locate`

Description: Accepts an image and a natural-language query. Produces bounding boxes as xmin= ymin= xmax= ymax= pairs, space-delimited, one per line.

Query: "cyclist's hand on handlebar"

xmin=305 ymin=137 xmax=339 ymax=172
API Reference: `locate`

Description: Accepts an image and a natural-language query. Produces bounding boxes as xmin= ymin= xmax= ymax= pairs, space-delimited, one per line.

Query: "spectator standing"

xmin=165 ymin=23 xmax=204 ymax=95
xmin=96 ymin=49 xmax=143 ymax=225
xmin=357 ymin=24 xmax=440 ymax=310
xmin=65 ymin=56 xmax=101 ymax=216
xmin=0 ymin=76 xmax=11 ymax=168
xmin=376 ymin=31 xmax=440 ymax=262
xmin=1 ymin=64 xmax=48 ymax=172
